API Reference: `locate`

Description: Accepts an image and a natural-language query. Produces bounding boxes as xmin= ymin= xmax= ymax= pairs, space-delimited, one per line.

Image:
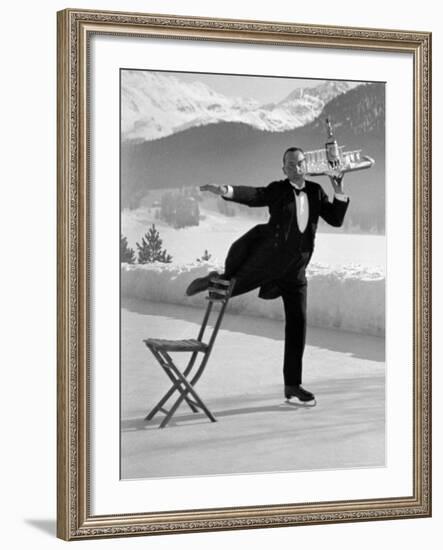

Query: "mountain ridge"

xmin=122 ymin=71 xmax=356 ymax=142
xmin=121 ymin=82 xmax=385 ymax=232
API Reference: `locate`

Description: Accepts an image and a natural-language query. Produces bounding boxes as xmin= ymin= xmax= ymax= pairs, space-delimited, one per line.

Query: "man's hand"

xmin=200 ymin=184 xmax=228 ymax=195
xmin=328 ymin=172 xmax=345 ymax=195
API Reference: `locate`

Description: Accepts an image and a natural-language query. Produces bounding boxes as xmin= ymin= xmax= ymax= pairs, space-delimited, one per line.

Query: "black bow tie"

xmin=292 ymin=186 xmax=305 ymax=196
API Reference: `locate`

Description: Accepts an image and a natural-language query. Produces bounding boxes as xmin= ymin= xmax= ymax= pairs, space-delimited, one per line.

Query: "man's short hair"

xmin=283 ymin=147 xmax=305 ymax=164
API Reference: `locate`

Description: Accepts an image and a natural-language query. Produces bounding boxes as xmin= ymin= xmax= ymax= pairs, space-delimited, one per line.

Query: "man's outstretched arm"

xmin=200 ymin=183 xmax=273 ymax=207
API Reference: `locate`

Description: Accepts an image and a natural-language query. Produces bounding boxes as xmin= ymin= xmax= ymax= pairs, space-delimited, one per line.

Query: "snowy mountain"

xmin=121 ymin=71 xmax=355 ymax=142
xmin=122 ymin=82 xmax=385 ymax=232
xmin=306 ymin=82 xmax=385 ymax=136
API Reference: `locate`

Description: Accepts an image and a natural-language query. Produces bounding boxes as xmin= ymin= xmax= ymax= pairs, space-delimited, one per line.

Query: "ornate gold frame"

xmin=57 ymin=8 xmax=431 ymax=540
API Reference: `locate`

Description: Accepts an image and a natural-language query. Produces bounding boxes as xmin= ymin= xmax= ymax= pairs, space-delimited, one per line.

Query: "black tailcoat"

xmin=222 ymin=178 xmax=350 ymax=386
xmin=223 ymin=178 xmax=349 ymax=299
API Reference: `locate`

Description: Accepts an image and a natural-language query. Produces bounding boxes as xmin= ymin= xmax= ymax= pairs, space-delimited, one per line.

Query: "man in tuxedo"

xmin=186 ymin=147 xmax=349 ymax=403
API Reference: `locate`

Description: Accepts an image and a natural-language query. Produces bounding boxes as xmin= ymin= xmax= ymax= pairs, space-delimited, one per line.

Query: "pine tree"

xmin=197 ymin=249 xmax=212 ymax=262
xmin=136 ymin=224 xmax=172 ymax=264
xmin=120 ymin=234 xmax=135 ymax=264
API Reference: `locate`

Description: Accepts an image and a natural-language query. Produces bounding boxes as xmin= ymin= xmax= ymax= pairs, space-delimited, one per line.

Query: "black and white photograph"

xmin=120 ymin=69 xmax=386 ymax=480
xmin=1 ymin=0 xmax=439 ymax=544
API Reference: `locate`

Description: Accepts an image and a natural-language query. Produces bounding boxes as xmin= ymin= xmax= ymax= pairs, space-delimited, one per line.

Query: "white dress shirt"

xmin=222 ymin=183 xmax=348 ymax=235
xmin=290 ymin=183 xmax=309 ymax=233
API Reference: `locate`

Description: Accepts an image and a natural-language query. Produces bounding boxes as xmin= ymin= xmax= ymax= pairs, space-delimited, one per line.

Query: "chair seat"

xmin=143 ymin=338 xmax=208 ymax=352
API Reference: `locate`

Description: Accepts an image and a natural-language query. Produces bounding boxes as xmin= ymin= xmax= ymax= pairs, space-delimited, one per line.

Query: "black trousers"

xmin=223 ymin=226 xmax=310 ymax=386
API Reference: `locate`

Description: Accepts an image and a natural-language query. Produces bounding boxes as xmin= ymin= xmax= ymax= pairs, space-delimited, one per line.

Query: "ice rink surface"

xmin=121 ymin=299 xmax=385 ymax=480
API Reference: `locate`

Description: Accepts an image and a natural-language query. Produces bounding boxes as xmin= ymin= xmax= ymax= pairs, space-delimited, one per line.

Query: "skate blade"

xmin=284 ymin=398 xmax=317 ymax=408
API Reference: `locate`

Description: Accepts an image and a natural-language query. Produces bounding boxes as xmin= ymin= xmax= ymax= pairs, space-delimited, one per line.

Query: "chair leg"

xmin=145 ymin=348 xmax=199 ymax=422
xmin=144 ymin=347 xmax=216 ymax=428
xmin=160 ymin=359 xmax=217 ymax=428
xmin=145 ymin=376 xmax=198 ymax=421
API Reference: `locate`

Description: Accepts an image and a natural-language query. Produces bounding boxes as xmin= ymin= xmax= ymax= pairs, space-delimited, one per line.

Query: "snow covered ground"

xmin=121 ymin=262 xmax=385 ymax=336
xmin=122 ymin=207 xmax=386 ymax=270
xmin=122 ymin=205 xmax=385 ymax=336
xmin=121 ymin=299 xmax=385 ymax=480
xmin=121 ymin=205 xmax=385 ymax=480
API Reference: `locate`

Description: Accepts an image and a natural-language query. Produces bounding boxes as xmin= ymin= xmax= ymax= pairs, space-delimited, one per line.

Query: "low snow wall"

xmin=121 ymin=262 xmax=385 ymax=337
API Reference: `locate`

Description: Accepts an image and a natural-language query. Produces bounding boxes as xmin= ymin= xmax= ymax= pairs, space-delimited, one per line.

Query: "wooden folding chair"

xmin=143 ymin=277 xmax=236 ymax=428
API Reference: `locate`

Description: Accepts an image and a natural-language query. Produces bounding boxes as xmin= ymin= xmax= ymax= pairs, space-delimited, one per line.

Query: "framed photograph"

xmin=57 ymin=8 xmax=431 ymax=540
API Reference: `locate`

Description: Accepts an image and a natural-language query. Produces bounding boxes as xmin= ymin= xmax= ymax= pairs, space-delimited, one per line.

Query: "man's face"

xmin=283 ymin=150 xmax=306 ymax=183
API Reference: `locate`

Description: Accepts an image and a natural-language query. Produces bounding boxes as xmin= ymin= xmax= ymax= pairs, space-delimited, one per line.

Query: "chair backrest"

xmin=176 ymin=277 xmax=235 ymax=389
xmin=196 ymin=277 xmax=236 ymax=354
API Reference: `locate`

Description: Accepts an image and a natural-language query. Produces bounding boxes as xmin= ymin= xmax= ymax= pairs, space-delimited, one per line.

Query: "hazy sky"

xmin=161 ymin=71 xmax=361 ymax=105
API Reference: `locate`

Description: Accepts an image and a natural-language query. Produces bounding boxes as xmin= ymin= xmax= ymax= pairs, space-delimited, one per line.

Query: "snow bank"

xmin=121 ymin=262 xmax=385 ymax=337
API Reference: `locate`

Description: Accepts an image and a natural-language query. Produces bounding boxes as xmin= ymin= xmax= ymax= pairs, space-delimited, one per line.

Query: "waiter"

xmin=186 ymin=147 xmax=349 ymax=404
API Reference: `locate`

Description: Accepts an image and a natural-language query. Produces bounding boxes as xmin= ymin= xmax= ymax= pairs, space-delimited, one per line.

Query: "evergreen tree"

xmin=196 ymin=249 xmax=212 ymax=262
xmin=120 ymin=234 xmax=135 ymax=264
xmin=136 ymin=224 xmax=172 ymax=264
